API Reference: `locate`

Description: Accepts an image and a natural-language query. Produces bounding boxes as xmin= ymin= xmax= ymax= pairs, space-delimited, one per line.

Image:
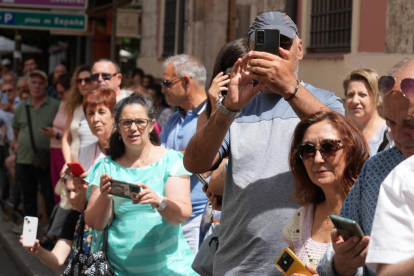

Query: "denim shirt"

xmin=317 ymin=147 xmax=405 ymax=276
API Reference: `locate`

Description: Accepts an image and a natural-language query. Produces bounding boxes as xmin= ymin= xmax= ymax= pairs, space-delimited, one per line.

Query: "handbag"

xmin=63 ymin=216 xmax=115 ymax=276
xmin=25 ymin=100 xmax=50 ymax=170
xmin=192 ymin=222 xmax=221 ymax=276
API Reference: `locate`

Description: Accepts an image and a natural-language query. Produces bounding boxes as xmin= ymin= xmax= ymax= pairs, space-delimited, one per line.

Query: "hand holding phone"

xmin=275 ymin=248 xmax=312 ymax=276
xmin=67 ymin=162 xmax=86 ymax=177
xmin=329 ymin=215 xmax=365 ymax=241
xmin=22 ymin=216 xmax=38 ymax=246
xmin=254 ymin=29 xmax=280 ymax=56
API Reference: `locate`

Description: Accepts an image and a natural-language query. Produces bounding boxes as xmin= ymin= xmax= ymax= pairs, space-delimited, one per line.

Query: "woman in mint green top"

xmin=84 ymin=94 xmax=196 ymax=276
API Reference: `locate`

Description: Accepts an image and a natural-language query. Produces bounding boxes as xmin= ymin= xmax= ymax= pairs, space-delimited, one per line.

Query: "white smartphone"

xmin=22 ymin=216 xmax=38 ymax=246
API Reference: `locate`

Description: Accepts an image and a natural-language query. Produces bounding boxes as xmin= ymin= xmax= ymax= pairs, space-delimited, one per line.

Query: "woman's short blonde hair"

xmin=343 ymin=68 xmax=380 ymax=105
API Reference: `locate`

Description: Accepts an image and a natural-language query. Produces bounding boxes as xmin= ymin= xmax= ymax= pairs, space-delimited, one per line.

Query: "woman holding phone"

xmin=282 ymin=111 xmax=369 ymax=274
xmin=84 ymin=93 xmax=196 ymax=276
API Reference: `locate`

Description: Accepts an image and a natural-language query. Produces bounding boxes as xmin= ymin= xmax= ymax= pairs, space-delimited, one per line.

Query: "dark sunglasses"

xmin=162 ymin=77 xmax=182 ymax=88
xmin=378 ymin=76 xmax=414 ymax=99
xmin=76 ymin=77 xmax=92 ymax=84
xmin=118 ymin=118 xmax=151 ymax=129
xmin=298 ymin=140 xmax=343 ymax=161
xmin=91 ymin=72 xmax=118 ymax=82
xmin=2 ymin=88 xmax=14 ymax=93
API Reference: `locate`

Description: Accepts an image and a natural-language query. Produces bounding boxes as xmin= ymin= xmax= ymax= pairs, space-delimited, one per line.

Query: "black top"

xmin=58 ymin=210 xmax=81 ymax=241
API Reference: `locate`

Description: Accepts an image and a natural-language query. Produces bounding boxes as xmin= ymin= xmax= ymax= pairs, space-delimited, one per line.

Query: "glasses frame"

xmin=91 ymin=72 xmax=119 ymax=82
xmin=298 ymin=139 xmax=343 ymax=161
xmin=162 ymin=77 xmax=182 ymax=88
xmin=118 ymin=118 xmax=152 ymax=130
xmin=76 ymin=77 xmax=92 ymax=84
xmin=378 ymin=75 xmax=414 ymax=99
xmin=2 ymin=88 xmax=14 ymax=93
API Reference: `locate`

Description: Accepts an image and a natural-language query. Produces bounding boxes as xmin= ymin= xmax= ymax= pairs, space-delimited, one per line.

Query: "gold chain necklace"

xmin=133 ymin=146 xmax=153 ymax=168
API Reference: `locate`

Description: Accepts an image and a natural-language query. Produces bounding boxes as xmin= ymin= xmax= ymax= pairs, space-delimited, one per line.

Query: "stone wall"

xmin=385 ymin=0 xmax=414 ymax=54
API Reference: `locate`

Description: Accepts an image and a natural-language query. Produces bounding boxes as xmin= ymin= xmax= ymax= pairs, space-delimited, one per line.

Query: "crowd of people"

xmin=0 ymin=10 xmax=413 ymax=276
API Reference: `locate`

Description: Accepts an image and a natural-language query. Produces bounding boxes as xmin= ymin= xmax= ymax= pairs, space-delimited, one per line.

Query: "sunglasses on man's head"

xmin=91 ymin=72 xmax=118 ymax=82
xmin=298 ymin=140 xmax=343 ymax=161
xmin=378 ymin=76 xmax=414 ymax=99
xmin=76 ymin=77 xmax=92 ymax=84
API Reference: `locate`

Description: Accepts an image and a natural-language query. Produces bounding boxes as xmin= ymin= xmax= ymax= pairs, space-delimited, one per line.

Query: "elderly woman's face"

xmin=85 ymin=104 xmax=114 ymax=140
xmin=301 ymin=121 xmax=346 ymax=189
xmin=117 ymin=103 xmax=154 ymax=148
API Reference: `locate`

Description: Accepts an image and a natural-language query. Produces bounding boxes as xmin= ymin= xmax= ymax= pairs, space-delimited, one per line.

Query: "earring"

xmin=119 ymin=135 xmax=121 ymax=140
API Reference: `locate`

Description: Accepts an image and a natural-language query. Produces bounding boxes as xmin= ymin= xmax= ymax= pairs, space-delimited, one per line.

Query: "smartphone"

xmin=67 ymin=162 xmax=86 ymax=177
xmin=196 ymin=174 xmax=223 ymax=205
xmin=329 ymin=214 xmax=365 ymax=240
xmin=195 ymin=174 xmax=209 ymax=186
xmin=22 ymin=216 xmax=38 ymax=246
xmin=254 ymin=29 xmax=280 ymax=56
xmin=275 ymin=248 xmax=312 ymax=276
xmin=109 ymin=179 xmax=141 ymax=200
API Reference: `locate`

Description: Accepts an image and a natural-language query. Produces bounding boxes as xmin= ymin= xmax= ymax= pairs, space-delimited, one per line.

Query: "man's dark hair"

xmin=23 ymin=55 xmax=38 ymax=65
xmin=147 ymin=83 xmax=169 ymax=108
xmin=55 ymin=73 xmax=71 ymax=91
xmin=131 ymin=68 xmax=145 ymax=79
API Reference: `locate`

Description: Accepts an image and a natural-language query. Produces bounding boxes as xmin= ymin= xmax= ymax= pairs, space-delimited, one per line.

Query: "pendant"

xmin=325 ymin=215 xmax=331 ymax=224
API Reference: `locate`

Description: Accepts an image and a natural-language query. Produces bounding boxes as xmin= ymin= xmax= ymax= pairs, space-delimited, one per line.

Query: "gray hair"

xmin=92 ymin=58 xmax=121 ymax=74
xmin=388 ymin=57 xmax=414 ymax=76
xmin=163 ymin=54 xmax=207 ymax=87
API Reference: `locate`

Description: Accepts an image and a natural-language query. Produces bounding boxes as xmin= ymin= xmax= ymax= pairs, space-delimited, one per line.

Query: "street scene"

xmin=1 ymin=0 xmax=414 ymax=276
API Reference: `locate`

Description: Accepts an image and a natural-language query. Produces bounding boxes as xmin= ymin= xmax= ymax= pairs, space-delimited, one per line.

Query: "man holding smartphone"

xmin=184 ymin=11 xmax=344 ymax=276
xmin=317 ymin=58 xmax=414 ymax=276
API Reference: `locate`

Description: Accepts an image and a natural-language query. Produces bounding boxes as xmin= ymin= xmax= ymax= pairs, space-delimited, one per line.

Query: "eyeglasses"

xmin=378 ymin=76 xmax=414 ymax=99
xmin=76 ymin=77 xmax=92 ymax=84
xmin=162 ymin=77 xmax=182 ymax=88
xmin=298 ymin=140 xmax=343 ymax=161
xmin=2 ymin=88 xmax=14 ymax=93
xmin=118 ymin=118 xmax=151 ymax=129
xmin=91 ymin=72 xmax=118 ymax=82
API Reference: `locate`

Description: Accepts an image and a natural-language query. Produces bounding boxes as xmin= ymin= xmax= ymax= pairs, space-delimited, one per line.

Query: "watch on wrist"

xmin=215 ymin=96 xmax=241 ymax=118
xmin=155 ymin=196 xmax=167 ymax=211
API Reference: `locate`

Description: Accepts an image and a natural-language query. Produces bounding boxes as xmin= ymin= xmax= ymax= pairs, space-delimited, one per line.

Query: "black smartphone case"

xmin=255 ymin=29 xmax=280 ymax=56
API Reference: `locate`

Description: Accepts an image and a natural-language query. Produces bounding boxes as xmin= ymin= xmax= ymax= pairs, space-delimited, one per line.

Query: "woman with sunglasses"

xmin=282 ymin=111 xmax=369 ymax=275
xmin=344 ymin=69 xmax=387 ymax=156
xmin=84 ymin=93 xmax=196 ymax=276
xmin=61 ymin=65 xmax=97 ymax=175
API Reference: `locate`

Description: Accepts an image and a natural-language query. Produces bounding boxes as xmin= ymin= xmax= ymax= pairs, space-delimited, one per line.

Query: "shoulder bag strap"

xmin=76 ymin=213 xmax=86 ymax=250
xmin=102 ymin=225 xmax=109 ymax=253
xmin=25 ymin=99 xmax=37 ymax=153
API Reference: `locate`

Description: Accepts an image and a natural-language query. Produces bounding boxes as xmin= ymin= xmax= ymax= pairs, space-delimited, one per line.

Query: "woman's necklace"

xmin=325 ymin=215 xmax=331 ymax=224
xmin=134 ymin=146 xmax=153 ymax=167
xmin=362 ymin=116 xmax=378 ymax=135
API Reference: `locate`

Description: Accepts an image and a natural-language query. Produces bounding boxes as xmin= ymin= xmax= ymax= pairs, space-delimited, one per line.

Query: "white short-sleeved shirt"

xmin=78 ymin=142 xmax=106 ymax=172
xmin=366 ymin=155 xmax=414 ymax=271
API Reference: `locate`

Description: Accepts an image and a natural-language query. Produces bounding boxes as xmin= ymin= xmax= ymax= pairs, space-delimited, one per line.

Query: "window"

xmin=308 ymin=0 xmax=352 ymax=53
xmin=162 ymin=0 xmax=184 ymax=57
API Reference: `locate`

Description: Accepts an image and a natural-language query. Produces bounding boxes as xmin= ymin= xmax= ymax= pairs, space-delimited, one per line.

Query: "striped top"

xmin=85 ymin=149 xmax=197 ymax=276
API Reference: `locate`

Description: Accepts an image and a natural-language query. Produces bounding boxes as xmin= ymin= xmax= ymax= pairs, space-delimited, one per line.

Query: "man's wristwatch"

xmin=215 ymin=96 xmax=241 ymax=118
xmin=155 ymin=196 xmax=167 ymax=211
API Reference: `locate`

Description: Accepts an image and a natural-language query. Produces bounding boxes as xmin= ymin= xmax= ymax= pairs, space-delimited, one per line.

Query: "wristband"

xmin=284 ymin=79 xmax=300 ymax=101
xmin=56 ymin=132 xmax=60 ymax=140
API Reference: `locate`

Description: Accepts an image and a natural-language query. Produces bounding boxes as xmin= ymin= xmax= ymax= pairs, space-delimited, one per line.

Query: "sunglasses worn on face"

xmin=118 ymin=118 xmax=151 ymax=129
xmin=162 ymin=77 xmax=182 ymax=88
xmin=91 ymin=72 xmax=118 ymax=82
xmin=76 ymin=77 xmax=92 ymax=84
xmin=2 ymin=89 xmax=14 ymax=93
xmin=299 ymin=140 xmax=343 ymax=161
xmin=378 ymin=76 xmax=414 ymax=99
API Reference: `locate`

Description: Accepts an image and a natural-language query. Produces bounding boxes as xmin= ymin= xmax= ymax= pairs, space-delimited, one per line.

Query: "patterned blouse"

xmin=282 ymin=204 xmax=330 ymax=267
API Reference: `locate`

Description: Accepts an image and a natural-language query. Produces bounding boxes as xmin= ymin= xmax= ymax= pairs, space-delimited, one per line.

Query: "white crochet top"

xmin=282 ymin=204 xmax=330 ymax=267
